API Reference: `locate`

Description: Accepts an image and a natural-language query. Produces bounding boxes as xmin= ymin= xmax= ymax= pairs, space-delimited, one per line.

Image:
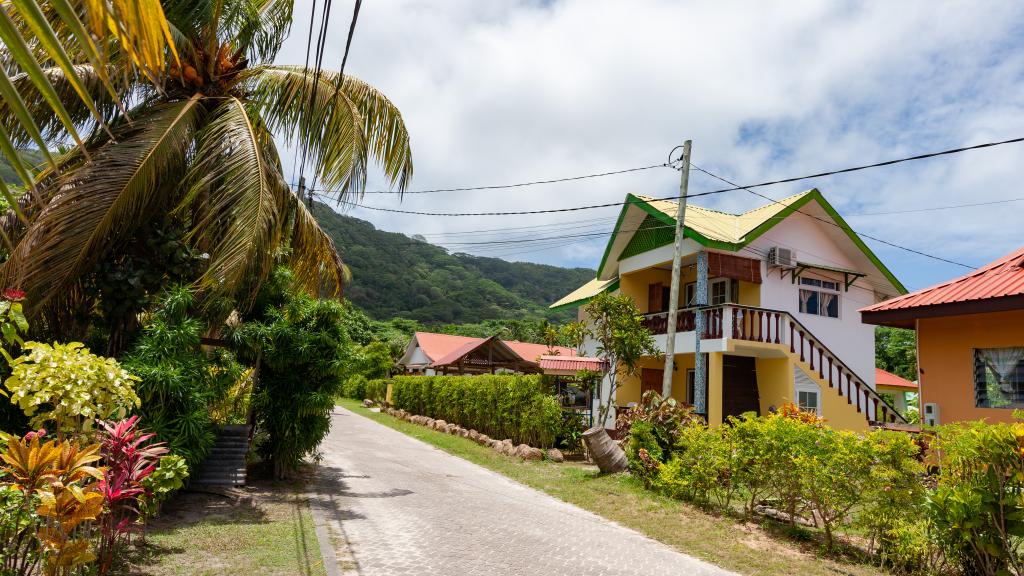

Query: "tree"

xmin=875 ymin=327 xmax=917 ymax=381
xmin=583 ymin=292 xmax=659 ymax=427
xmin=232 ymin=268 xmax=353 ymax=479
xmin=0 ymin=0 xmax=413 ymax=331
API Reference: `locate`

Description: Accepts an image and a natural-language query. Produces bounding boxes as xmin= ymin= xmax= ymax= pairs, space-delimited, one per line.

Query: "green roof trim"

xmin=594 ymin=189 xmax=907 ymax=294
xmin=548 ymin=278 xmax=619 ymax=312
xmin=618 ymin=215 xmax=675 ymax=261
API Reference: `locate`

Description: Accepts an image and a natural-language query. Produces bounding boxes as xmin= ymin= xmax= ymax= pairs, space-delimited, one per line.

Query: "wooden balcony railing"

xmin=639 ymin=304 xmax=907 ymax=426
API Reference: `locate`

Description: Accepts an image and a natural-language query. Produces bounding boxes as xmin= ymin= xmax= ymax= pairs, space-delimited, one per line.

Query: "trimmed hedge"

xmin=366 ymin=379 xmax=388 ymax=404
xmin=341 ymin=375 xmax=368 ymax=400
xmin=389 ymin=374 xmax=562 ymax=447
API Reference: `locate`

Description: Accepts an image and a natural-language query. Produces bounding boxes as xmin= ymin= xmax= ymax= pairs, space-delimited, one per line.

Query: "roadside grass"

xmin=121 ymin=478 xmax=326 ymax=576
xmin=339 ymin=398 xmax=889 ymax=576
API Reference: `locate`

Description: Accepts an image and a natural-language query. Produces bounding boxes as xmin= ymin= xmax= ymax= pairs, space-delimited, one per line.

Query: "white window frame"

xmin=685 ymin=278 xmax=732 ymax=306
xmin=795 ymin=381 xmax=822 ymax=415
xmin=798 ymin=276 xmax=841 ymax=319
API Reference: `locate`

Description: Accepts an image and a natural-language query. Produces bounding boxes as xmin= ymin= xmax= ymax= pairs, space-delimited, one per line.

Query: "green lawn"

xmin=340 ymin=398 xmax=890 ymax=576
xmin=123 ymin=480 xmax=326 ymax=576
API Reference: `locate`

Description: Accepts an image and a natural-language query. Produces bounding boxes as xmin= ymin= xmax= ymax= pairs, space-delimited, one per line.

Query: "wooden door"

xmin=722 ymin=355 xmax=760 ymax=420
xmin=648 ymin=283 xmax=664 ymax=313
xmin=641 ymin=368 xmax=663 ymax=401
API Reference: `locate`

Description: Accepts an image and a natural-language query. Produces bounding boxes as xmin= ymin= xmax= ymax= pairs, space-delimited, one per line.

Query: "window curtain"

xmin=799 ymin=289 xmax=813 ymax=313
xmin=820 ymin=292 xmax=836 ymax=316
xmin=981 ymin=347 xmax=1024 ymax=394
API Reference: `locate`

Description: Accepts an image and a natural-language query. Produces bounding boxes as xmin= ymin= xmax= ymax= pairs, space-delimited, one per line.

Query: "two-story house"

xmin=550 ymin=189 xmax=909 ymax=430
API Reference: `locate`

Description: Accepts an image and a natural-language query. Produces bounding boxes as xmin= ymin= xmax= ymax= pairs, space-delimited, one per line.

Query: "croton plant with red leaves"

xmin=96 ymin=416 xmax=167 ymax=573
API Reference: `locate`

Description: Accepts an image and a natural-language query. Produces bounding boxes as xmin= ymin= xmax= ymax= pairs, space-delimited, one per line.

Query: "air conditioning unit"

xmin=768 ymin=247 xmax=795 ymax=267
xmin=923 ymin=402 xmax=940 ymax=426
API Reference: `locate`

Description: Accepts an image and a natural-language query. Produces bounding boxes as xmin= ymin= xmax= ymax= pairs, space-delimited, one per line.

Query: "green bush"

xmin=366 ymin=379 xmax=388 ymax=403
xmin=233 ymin=271 xmax=353 ymax=479
xmin=123 ymin=288 xmax=244 ymax=470
xmin=342 ymin=375 xmax=369 ymax=400
xmin=389 ymin=374 xmax=562 ymax=447
xmin=653 ymin=421 xmax=735 ymax=508
xmin=926 ymin=421 xmax=1024 ymax=575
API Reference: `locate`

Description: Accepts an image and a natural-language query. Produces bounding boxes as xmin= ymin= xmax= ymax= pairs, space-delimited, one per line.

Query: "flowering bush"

xmin=4 ymin=342 xmax=140 ymax=433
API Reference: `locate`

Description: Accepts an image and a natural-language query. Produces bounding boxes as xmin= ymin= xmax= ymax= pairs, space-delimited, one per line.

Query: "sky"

xmin=274 ymin=0 xmax=1024 ymax=292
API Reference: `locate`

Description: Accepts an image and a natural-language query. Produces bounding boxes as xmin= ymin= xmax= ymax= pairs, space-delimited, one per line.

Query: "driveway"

xmin=311 ymin=405 xmax=733 ymax=576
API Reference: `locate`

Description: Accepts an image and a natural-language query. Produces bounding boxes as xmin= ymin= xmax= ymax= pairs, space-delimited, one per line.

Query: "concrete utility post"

xmin=662 ymin=140 xmax=692 ymax=398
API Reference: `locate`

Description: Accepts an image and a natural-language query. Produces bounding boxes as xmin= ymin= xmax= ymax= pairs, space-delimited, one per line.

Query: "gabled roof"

xmin=549 ymin=277 xmax=619 ymax=310
xmin=875 ymin=368 xmax=916 ymax=390
xmin=430 ymin=336 xmax=523 ymax=368
xmin=595 ymin=189 xmax=904 ymax=295
xmin=861 ymin=247 xmax=1024 ymax=327
xmin=411 ymin=332 xmax=481 ymax=363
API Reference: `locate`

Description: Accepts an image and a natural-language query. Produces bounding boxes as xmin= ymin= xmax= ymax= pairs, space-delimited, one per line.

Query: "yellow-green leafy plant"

xmin=4 ymin=343 xmax=140 ymax=433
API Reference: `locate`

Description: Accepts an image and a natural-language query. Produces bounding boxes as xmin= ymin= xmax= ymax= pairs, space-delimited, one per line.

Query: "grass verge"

xmin=339 ymin=398 xmax=888 ymax=576
xmin=122 ymin=478 xmax=326 ymax=576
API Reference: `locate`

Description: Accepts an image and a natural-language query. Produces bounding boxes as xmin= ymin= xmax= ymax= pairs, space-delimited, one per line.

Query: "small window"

xmin=975 ymin=347 xmax=1024 ymax=408
xmin=797 ymin=390 xmax=819 ymax=414
xmin=685 ymin=278 xmax=734 ymax=306
xmin=798 ymin=277 xmax=840 ymax=319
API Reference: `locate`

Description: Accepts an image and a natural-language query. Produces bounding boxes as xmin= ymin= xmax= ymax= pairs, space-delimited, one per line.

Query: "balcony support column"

xmin=693 ymin=250 xmax=709 ymax=414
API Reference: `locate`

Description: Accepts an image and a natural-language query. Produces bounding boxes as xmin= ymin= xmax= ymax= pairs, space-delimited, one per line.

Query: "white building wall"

xmin=749 ymin=213 xmax=878 ymax=388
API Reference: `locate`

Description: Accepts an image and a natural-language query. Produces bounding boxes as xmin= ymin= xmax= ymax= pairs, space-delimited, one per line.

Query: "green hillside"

xmin=0 ymin=149 xmax=44 ymax=185
xmin=312 ymin=203 xmax=593 ymax=324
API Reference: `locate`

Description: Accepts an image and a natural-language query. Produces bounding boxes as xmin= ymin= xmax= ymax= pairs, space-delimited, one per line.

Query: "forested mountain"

xmin=312 ymin=203 xmax=593 ymax=324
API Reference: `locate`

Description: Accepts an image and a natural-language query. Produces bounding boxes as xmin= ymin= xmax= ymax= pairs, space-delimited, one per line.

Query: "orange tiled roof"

xmin=412 ymin=332 xmax=574 ymax=366
xmin=861 ymin=247 xmax=1024 ymax=313
xmin=538 ymin=355 xmax=607 ymax=373
xmin=875 ymin=368 xmax=916 ymax=389
xmin=413 ymin=332 xmax=482 ymax=363
xmin=505 ymin=340 xmax=575 ymax=363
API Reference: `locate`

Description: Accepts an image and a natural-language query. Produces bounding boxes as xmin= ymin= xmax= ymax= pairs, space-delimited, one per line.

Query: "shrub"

xmin=139 ymin=455 xmax=190 ymax=521
xmin=389 ymin=374 xmax=562 ymax=447
xmin=926 ymin=421 xmax=1024 ymax=575
xmin=233 ymin=284 xmax=353 ymax=479
xmin=122 ymin=288 xmax=244 ymax=470
xmin=617 ymin=390 xmax=698 ymax=458
xmin=625 ymin=420 xmax=663 ymax=486
xmin=342 ymin=375 xmax=369 ymax=400
xmin=653 ymin=421 xmax=735 ymax=507
xmin=4 ymin=342 xmax=140 ymax=434
xmin=365 ymin=379 xmax=388 ymax=404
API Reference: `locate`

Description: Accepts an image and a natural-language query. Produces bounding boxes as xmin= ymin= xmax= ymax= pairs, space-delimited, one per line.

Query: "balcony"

xmin=639 ymin=304 xmax=906 ymax=425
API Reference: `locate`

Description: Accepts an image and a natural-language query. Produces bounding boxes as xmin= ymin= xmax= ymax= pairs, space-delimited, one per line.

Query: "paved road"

xmin=311 ymin=406 xmax=733 ymax=576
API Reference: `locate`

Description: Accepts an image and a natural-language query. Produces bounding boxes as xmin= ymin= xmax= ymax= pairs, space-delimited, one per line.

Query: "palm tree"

xmin=0 ymin=0 xmax=412 ymax=331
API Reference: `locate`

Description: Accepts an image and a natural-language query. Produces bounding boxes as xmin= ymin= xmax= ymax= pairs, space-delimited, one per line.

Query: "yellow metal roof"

xmin=549 ymin=277 xmax=618 ymax=309
xmin=633 ymin=190 xmax=813 ymax=244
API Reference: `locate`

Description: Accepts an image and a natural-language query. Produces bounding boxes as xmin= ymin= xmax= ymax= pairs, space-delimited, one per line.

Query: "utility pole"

xmin=662 ymin=140 xmax=692 ymax=398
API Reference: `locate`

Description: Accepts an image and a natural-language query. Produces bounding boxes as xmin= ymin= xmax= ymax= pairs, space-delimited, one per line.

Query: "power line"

xmin=329 ymin=135 xmax=1024 ymax=216
xmin=688 ymin=162 xmax=976 ymax=269
xmin=848 ymin=196 xmax=1024 ymax=216
xmin=296 ymin=162 xmax=671 ymax=195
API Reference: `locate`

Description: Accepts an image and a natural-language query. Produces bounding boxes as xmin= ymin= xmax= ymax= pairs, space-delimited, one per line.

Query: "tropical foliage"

xmin=3 ymin=342 xmax=139 ymax=433
xmin=122 ymin=288 xmax=243 ymax=470
xmin=388 ymin=374 xmax=563 ymax=448
xmin=232 ymin=269 xmax=352 ymax=479
xmin=875 ymin=326 xmax=918 ymax=381
xmin=0 ymin=0 xmax=413 ymax=341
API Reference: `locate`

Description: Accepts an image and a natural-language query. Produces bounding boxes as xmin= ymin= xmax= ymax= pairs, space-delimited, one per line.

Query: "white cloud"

xmin=276 ymin=0 xmax=1024 ymax=290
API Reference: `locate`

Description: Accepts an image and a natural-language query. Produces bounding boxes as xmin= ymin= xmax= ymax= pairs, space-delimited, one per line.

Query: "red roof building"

xmin=861 ymin=247 xmax=1024 ymax=424
xmin=397 ymin=331 xmax=576 ymax=375
xmin=874 ymin=368 xmax=916 ymax=389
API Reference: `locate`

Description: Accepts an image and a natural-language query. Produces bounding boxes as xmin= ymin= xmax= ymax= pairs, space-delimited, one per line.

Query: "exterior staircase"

xmin=727 ymin=305 xmax=907 ymax=425
xmin=194 ymin=424 xmax=250 ymax=486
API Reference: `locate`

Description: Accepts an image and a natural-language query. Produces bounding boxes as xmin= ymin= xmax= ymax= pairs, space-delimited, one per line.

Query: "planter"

xmin=582 ymin=426 xmax=627 ymax=473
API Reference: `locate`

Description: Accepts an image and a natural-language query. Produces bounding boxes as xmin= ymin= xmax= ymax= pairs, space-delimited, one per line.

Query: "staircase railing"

xmin=641 ymin=304 xmax=907 ymax=425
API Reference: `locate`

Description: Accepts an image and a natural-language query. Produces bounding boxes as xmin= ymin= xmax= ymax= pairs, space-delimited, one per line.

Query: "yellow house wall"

xmin=917 ymin=309 xmax=1024 ymax=424
xmin=739 ymin=281 xmax=761 ymax=307
xmin=819 ymin=378 xmax=870 ymax=432
xmin=707 ymin=353 xmax=724 ymax=426
xmin=756 ymin=357 xmax=792 ymax=416
xmin=619 ymin=267 xmax=696 ymax=313
xmin=617 ymin=355 xmax=694 ymax=406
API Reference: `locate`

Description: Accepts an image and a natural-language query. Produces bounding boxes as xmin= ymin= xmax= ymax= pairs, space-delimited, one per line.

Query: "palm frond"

xmin=0 ymin=96 xmax=203 ymax=313
xmin=184 ymin=97 xmax=282 ymax=305
xmin=287 ymin=200 xmax=348 ymax=299
xmin=244 ymin=65 xmax=414 ymax=197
